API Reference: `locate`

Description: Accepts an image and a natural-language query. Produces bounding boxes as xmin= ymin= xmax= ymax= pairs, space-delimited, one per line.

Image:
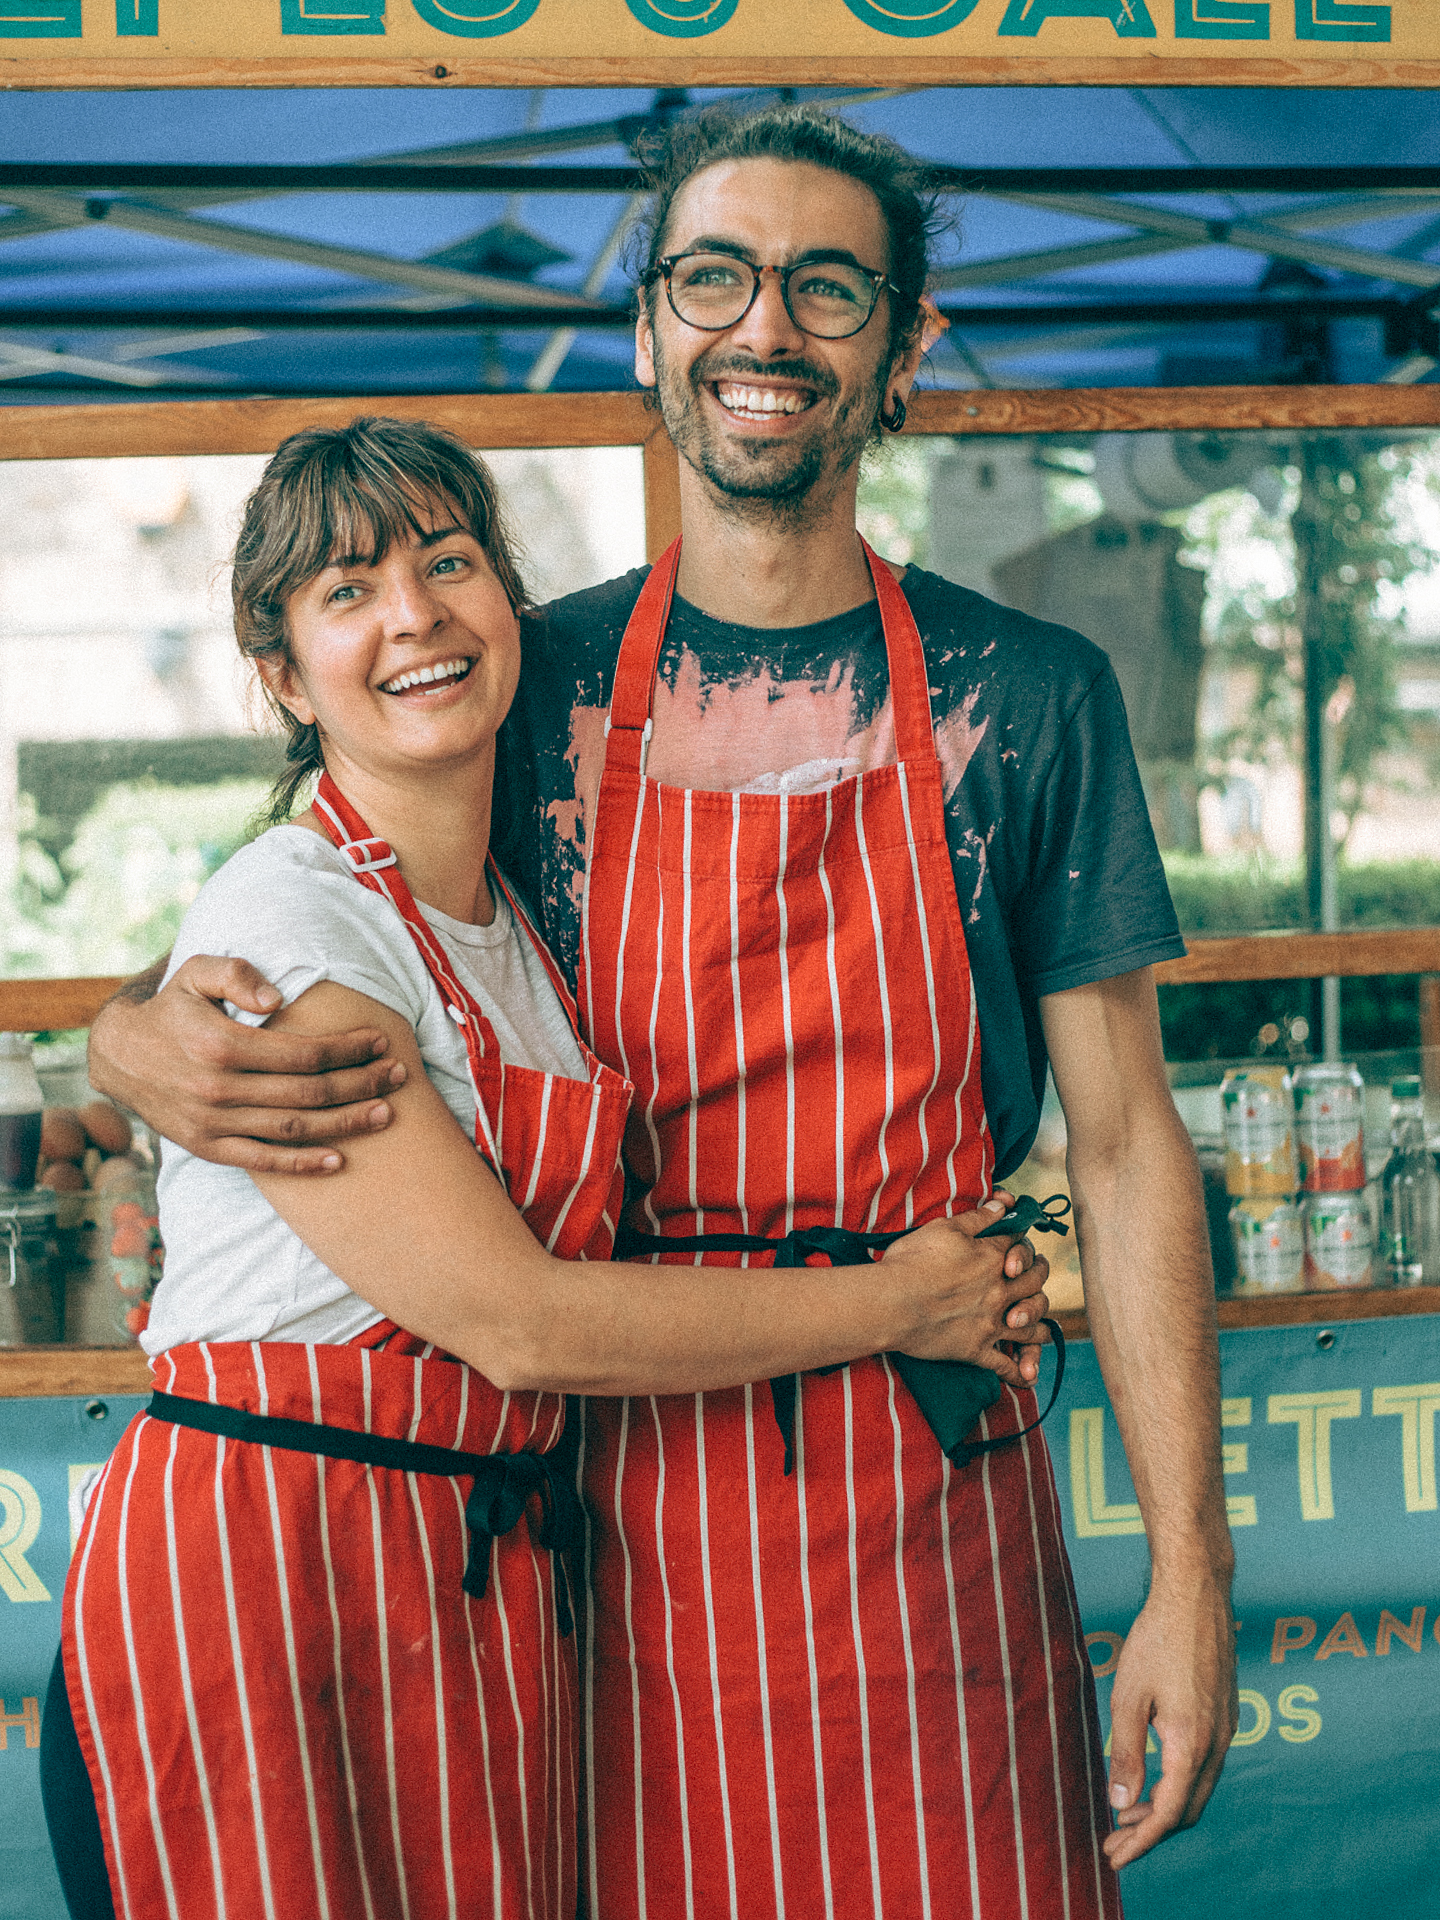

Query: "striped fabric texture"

xmin=577 ymin=542 xmax=1121 ymax=1920
xmin=66 ymin=1333 xmax=578 ymax=1920
xmin=63 ymin=777 xmax=634 ymax=1920
xmin=312 ymin=773 xmax=632 ymax=1260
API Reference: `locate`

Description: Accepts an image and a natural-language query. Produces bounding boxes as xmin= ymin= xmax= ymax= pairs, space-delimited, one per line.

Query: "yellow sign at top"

xmin=0 ymin=0 xmax=1434 ymax=86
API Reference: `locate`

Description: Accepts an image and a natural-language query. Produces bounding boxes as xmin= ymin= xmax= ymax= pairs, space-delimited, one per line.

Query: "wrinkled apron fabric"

xmin=63 ymin=776 xmax=632 ymax=1920
xmin=577 ymin=540 xmax=1119 ymax=1920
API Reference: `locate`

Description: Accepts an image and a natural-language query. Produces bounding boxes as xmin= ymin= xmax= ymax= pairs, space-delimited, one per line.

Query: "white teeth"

xmin=716 ymin=382 xmax=812 ymax=417
xmin=381 ymin=657 xmax=471 ymax=694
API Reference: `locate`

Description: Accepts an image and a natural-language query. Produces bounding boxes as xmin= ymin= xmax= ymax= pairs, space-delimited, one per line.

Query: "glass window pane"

xmin=857 ymin=425 xmax=1440 ymax=1064
xmin=0 ymin=445 xmax=645 ymax=983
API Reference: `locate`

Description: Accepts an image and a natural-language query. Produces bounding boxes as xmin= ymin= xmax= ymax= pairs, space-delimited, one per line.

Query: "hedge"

xmin=1155 ymin=858 xmax=1440 ymax=1061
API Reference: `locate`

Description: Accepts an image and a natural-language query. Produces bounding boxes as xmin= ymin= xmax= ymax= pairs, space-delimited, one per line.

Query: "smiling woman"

xmin=45 ymin=415 xmax=626 ymax=1920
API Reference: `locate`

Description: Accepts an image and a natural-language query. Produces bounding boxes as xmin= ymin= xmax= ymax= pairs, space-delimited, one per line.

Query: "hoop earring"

xmin=880 ymin=394 xmax=907 ymax=434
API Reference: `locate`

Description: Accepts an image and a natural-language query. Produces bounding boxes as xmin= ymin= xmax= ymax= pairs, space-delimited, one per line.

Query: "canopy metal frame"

xmin=1 ymin=83 xmax=1438 ymax=394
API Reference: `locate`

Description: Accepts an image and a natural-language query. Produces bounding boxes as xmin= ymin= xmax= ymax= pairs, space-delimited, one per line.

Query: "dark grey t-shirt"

xmin=503 ymin=564 xmax=1183 ymax=1179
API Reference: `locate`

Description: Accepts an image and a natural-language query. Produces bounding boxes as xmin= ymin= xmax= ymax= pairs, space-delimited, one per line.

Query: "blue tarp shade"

xmin=0 ymin=83 xmax=1436 ymax=399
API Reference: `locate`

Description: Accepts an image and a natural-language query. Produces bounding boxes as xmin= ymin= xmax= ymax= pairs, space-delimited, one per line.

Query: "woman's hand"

xmin=87 ymin=955 xmax=407 ymax=1174
xmin=881 ymin=1194 xmax=1051 ymax=1391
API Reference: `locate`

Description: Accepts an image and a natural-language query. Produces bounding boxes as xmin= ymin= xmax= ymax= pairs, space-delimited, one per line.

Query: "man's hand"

xmin=1103 ymin=1572 xmax=1238 ymax=1868
xmin=885 ymin=1194 xmax=1052 ymax=1390
xmin=88 ymin=954 xmax=408 ymax=1173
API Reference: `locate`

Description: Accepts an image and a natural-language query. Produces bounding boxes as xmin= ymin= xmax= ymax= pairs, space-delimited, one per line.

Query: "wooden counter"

xmin=4 ymin=1286 xmax=1438 ymax=1396
xmin=1054 ymin=1283 xmax=1440 ymax=1342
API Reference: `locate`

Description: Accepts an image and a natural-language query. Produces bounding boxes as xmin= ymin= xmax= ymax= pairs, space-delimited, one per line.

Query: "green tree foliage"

xmin=1191 ymin=440 xmax=1436 ymax=848
xmin=4 ymin=778 xmax=270 ymax=979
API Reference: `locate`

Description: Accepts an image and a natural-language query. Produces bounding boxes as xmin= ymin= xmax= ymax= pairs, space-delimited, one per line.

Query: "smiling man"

xmin=89 ymin=105 xmax=1236 ymax=1920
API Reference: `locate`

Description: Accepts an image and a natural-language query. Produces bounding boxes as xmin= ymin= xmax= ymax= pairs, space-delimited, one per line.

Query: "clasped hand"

xmin=882 ymin=1196 xmax=1051 ymax=1391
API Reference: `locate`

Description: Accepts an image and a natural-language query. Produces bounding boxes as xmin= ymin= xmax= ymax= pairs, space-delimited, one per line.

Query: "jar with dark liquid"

xmin=0 ymin=1033 xmax=44 ymax=1192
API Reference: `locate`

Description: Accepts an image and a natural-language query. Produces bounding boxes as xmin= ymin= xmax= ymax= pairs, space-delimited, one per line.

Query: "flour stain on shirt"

xmin=935 ymin=687 xmax=989 ymax=798
xmin=956 ymin=822 xmax=998 ymax=926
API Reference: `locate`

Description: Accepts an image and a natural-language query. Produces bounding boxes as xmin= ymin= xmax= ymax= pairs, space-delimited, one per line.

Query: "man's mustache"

xmin=687 ymin=349 xmax=840 ymax=400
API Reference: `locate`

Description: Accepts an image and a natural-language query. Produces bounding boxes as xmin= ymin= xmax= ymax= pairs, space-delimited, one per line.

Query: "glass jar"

xmin=0 ymin=1189 xmax=62 ymax=1344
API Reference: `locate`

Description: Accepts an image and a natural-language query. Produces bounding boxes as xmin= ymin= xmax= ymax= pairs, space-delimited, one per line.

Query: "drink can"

xmin=1303 ymin=1192 xmax=1375 ymax=1290
xmin=1222 ymin=1066 xmax=1296 ymax=1197
xmin=1230 ymin=1197 xmax=1304 ymax=1294
xmin=1295 ymin=1062 xmax=1366 ymax=1191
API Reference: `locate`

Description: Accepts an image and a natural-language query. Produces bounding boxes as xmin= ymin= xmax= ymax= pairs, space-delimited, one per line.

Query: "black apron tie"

xmin=615 ymin=1197 xmax=1071 ymax=1475
xmin=146 ymin=1389 xmax=583 ymax=1635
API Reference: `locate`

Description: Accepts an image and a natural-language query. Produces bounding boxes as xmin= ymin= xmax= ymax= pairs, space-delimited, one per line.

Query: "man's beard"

xmin=652 ymin=333 xmax=885 ymax=523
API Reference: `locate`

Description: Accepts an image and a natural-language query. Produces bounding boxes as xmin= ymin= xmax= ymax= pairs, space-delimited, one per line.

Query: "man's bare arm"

xmin=87 ymin=954 xmax=407 ymax=1175
xmin=1040 ymin=967 xmax=1237 ymax=1870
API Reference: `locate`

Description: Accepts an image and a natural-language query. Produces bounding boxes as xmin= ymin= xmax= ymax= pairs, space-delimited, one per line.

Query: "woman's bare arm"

xmin=250 ymin=982 xmax=1050 ymax=1398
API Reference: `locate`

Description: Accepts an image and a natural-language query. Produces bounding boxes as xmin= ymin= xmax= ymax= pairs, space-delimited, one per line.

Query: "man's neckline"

xmin=668 ymin=566 xmax=910 ymax=641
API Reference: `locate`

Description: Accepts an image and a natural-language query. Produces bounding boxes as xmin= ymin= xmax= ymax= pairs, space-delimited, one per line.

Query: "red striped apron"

xmin=63 ymin=777 xmax=632 ymax=1920
xmin=577 ymin=540 xmax=1119 ymax=1920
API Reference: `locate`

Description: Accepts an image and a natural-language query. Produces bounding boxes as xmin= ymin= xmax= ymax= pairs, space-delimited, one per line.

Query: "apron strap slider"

xmin=603 ymin=714 xmax=654 ymax=778
xmin=335 ymin=835 xmax=398 ymax=875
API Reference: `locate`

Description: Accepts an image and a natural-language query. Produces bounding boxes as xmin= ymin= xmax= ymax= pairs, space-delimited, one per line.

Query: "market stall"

xmin=3 ymin=13 xmax=1439 ymax=1912
xmin=2 ymin=384 xmax=1438 ymax=1920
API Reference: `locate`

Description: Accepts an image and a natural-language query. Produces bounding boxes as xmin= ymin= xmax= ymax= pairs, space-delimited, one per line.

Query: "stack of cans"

xmin=1222 ymin=1061 xmax=1373 ymax=1294
xmin=1295 ymin=1062 xmax=1373 ymax=1290
xmin=1223 ymin=1066 xmax=1303 ymax=1293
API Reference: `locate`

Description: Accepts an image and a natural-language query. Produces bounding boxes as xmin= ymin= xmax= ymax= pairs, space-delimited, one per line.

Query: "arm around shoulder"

xmin=86 ymin=952 xmax=409 ymax=1175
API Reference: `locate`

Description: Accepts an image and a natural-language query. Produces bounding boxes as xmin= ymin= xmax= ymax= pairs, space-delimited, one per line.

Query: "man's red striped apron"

xmin=577 ymin=541 xmax=1119 ymax=1920
xmin=63 ymin=776 xmax=632 ymax=1920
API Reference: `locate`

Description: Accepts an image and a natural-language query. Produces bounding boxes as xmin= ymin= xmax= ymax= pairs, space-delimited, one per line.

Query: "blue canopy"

xmin=0 ymin=82 xmax=1436 ymax=400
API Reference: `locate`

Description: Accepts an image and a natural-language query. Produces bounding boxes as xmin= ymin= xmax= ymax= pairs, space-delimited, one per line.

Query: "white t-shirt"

xmin=144 ymin=824 xmax=587 ymax=1356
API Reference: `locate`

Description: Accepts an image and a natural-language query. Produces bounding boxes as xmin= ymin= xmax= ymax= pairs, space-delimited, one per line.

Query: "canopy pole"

xmin=1295 ymin=444 xmax=1341 ymax=1062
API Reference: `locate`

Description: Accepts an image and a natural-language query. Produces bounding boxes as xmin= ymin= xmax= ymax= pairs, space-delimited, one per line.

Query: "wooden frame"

xmin=3 ymin=389 xmax=687 ymax=558
xmin=5 ymin=55 xmax=1439 ymax=93
xmin=6 ymin=384 xmax=1437 ymax=572
xmin=3 ymin=380 xmax=1438 ymax=1387
xmin=7 ymin=381 xmax=1440 ymax=462
xmin=1158 ymin=929 xmax=1440 ymax=985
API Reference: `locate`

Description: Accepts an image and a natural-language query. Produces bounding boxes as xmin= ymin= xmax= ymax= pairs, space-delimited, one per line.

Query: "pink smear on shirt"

xmin=555 ymin=650 xmax=989 ymax=902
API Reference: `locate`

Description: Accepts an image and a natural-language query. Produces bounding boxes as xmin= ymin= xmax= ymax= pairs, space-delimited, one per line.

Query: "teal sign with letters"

xmin=3 ymin=1315 xmax=1437 ymax=1916
xmin=0 ymin=0 xmax=1399 ymax=46
xmin=1060 ymin=1315 xmax=1440 ymax=1919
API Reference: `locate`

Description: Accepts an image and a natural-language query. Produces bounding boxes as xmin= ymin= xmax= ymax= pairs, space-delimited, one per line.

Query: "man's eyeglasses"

xmin=648 ymin=251 xmax=898 ymax=342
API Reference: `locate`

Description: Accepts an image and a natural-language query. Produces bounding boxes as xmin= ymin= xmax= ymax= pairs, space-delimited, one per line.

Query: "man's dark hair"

xmin=630 ymin=103 xmax=948 ymax=364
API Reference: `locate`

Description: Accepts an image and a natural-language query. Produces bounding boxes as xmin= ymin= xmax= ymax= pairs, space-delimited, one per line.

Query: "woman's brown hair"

xmin=233 ymin=415 xmax=528 ymax=824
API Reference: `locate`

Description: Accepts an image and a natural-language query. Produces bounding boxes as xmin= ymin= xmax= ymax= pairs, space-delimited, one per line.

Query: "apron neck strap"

xmin=310 ymin=772 xmax=507 ymax=1174
xmin=604 ymin=534 xmax=937 ymax=778
xmin=858 ymin=537 xmax=939 ymax=766
xmin=605 ymin=536 xmax=680 ymax=778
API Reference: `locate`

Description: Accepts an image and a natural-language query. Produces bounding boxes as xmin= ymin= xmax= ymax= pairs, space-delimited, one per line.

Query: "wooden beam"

xmin=1056 ymin=1282 xmax=1440 ymax=1343
xmin=642 ymin=424 xmax=681 ymax=564
xmin=0 ymin=391 xmax=655 ymax=463
xmin=0 ymin=1348 xmax=150 ymax=1400
xmin=3 ymin=57 xmax=1439 ymax=92
xmin=0 ymin=977 xmax=126 ymax=1033
xmin=906 ymin=385 xmax=1440 ymax=437
xmin=1156 ymin=929 xmax=1440 ymax=985
xmin=7 ymin=386 xmax=1440 ymax=467
xmin=8 ymin=1285 xmax=1436 ymax=1393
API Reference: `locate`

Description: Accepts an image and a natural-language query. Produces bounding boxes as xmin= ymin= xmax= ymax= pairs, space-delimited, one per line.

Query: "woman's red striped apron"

xmin=63 ymin=775 xmax=632 ymax=1920
xmin=577 ymin=540 xmax=1119 ymax=1920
